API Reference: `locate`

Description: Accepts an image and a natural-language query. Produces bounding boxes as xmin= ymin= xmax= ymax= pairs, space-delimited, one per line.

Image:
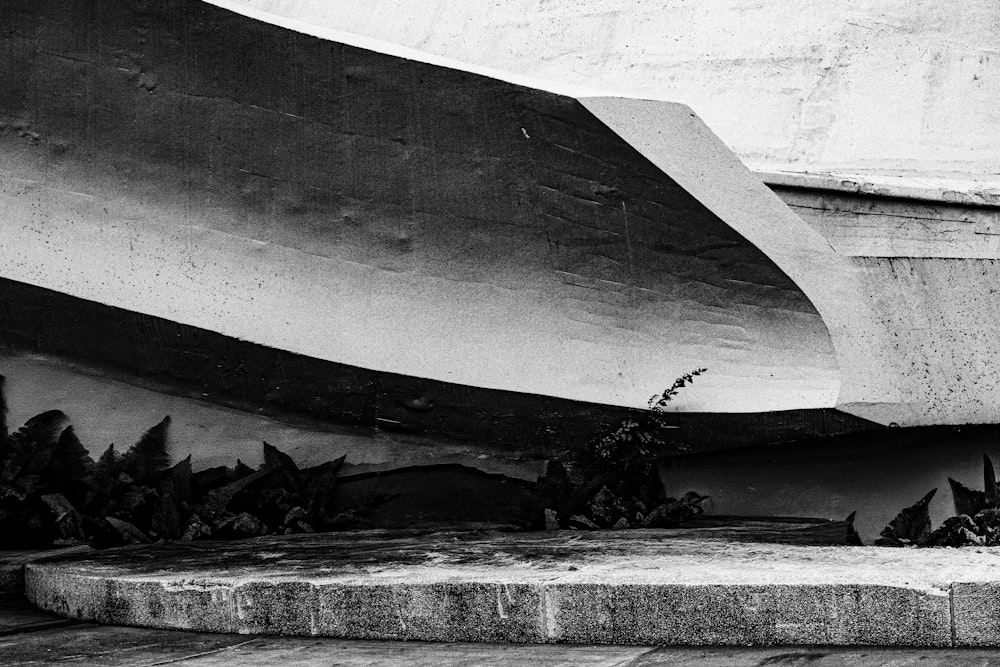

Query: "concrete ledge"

xmin=758 ymin=169 xmax=1000 ymax=208
xmin=0 ymin=547 xmax=91 ymax=592
xmin=22 ymin=530 xmax=1000 ymax=646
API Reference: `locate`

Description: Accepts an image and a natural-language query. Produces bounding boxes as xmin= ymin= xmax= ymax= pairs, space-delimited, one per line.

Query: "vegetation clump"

xmin=538 ymin=369 xmax=709 ymax=530
xmin=0 ymin=375 xmax=348 ymax=548
xmin=878 ymin=454 xmax=1000 ymax=547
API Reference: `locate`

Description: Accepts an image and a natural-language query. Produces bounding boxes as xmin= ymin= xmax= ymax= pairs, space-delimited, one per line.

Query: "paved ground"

xmin=9 ymin=593 xmax=1000 ymax=666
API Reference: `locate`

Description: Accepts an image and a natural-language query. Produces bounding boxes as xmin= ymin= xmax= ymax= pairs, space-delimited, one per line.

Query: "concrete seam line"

xmin=949 ymin=582 xmax=956 ymax=646
xmin=541 ymin=585 xmax=555 ymax=641
xmin=134 ymin=638 xmax=259 ymax=667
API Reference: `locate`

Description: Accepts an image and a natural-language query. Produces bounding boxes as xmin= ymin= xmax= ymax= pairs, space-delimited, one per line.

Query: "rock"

xmin=216 ymin=512 xmax=265 ymax=538
xmin=230 ymin=481 xmax=297 ymax=530
xmin=926 ymin=514 xmax=982 ymax=547
xmin=612 ymin=517 xmax=630 ymax=530
xmin=568 ymin=514 xmax=598 ymax=530
xmin=588 ymin=486 xmax=626 ymax=527
xmin=180 ymin=515 xmax=212 ymax=541
xmin=284 ymin=506 xmax=308 ymax=526
xmin=200 ymin=468 xmax=271 ymax=521
xmin=642 ymin=492 xmax=708 ymax=528
xmin=544 ymin=508 xmax=560 ymax=530
xmin=40 ymin=493 xmax=84 ymax=541
xmin=105 ymin=484 xmax=160 ymax=530
xmin=105 ymin=516 xmax=152 ymax=544
xmin=231 ymin=512 xmax=265 ymax=537
xmin=974 ymin=507 xmax=1000 ymax=528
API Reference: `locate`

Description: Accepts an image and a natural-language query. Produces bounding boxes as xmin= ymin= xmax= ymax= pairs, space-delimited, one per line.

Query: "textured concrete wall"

xmin=771 ymin=187 xmax=1000 ymax=425
xmin=217 ymin=0 xmax=1000 ymax=176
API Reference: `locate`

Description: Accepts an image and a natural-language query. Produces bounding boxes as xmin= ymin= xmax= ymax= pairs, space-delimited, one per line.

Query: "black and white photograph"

xmin=2 ymin=1 xmax=999 ymax=664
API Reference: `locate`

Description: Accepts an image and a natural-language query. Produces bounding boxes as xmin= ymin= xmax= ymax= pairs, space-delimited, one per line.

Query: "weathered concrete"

xmin=23 ymin=530 xmax=1000 ymax=646
xmin=5 ymin=592 xmax=1000 ymax=665
xmin=0 ymin=547 xmax=90 ymax=593
xmin=12 ymin=618 xmax=1000 ymax=666
xmin=0 ymin=0 xmax=842 ymax=421
xmin=214 ymin=1 xmax=1000 ymax=179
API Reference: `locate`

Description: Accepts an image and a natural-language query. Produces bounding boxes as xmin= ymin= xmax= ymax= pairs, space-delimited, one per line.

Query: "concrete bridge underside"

xmin=1 ymin=0 xmax=998 ymax=436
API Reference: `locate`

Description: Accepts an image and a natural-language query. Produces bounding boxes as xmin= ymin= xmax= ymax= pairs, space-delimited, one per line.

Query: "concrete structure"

xmin=3 ymin=0 xmax=1000 ymax=541
xmin=10 ymin=598 xmax=1000 ymax=664
xmin=4 ymin=0 xmax=1000 ymax=435
xmin=218 ymin=0 xmax=1000 ymax=179
xmin=197 ymin=0 xmax=1000 ymax=428
xmin=24 ymin=529 xmax=1000 ymax=646
xmin=0 ymin=0 xmax=865 ymax=464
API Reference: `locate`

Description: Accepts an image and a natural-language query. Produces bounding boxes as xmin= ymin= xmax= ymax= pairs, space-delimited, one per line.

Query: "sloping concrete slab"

xmin=22 ymin=530 xmax=1000 ymax=646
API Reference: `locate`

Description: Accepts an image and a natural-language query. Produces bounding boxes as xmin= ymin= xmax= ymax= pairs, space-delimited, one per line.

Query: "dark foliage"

xmin=538 ymin=370 xmax=709 ymax=530
xmin=0 ymin=373 xmax=359 ymax=548
xmin=875 ymin=489 xmax=936 ymax=546
xmin=949 ymin=477 xmax=988 ymax=517
xmin=0 ymin=376 xmax=7 ymax=443
xmin=41 ymin=427 xmax=94 ymax=507
xmin=120 ymin=417 xmax=171 ymax=486
xmin=879 ymin=454 xmax=1000 ymax=547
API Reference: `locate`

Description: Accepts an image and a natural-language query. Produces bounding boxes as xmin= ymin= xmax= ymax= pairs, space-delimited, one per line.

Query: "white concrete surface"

xmin=211 ymin=0 xmax=1000 ymax=179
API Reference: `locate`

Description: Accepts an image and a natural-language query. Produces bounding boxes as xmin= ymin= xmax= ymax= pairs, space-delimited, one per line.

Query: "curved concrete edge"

xmin=21 ymin=534 xmax=1000 ymax=647
xmin=757 ymin=169 xmax=1000 ymax=209
xmin=577 ymin=97 xmax=900 ymax=424
xmin=25 ymin=566 xmax=954 ymax=645
xmin=202 ymin=0 xmax=617 ymax=100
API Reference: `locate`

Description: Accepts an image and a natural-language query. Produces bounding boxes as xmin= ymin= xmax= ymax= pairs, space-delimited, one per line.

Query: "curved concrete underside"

xmin=0 ymin=0 xmax=840 ymax=415
xmin=5 ymin=0 xmax=1000 ymax=426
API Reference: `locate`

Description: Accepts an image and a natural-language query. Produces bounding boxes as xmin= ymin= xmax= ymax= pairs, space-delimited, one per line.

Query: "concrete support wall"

xmin=777 ymin=187 xmax=1000 ymax=425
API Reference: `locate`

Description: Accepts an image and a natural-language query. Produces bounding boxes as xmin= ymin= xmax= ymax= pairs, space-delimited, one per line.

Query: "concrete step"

xmin=22 ymin=529 xmax=1000 ymax=646
xmin=0 ymin=547 xmax=92 ymax=593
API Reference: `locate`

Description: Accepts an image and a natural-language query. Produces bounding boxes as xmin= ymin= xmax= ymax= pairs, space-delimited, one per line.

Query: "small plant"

xmin=647 ymin=368 xmax=708 ymax=412
xmin=539 ymin=368 xmax=709 ymax=530
xmin=586 ymin=367 xmax=707 ymax=465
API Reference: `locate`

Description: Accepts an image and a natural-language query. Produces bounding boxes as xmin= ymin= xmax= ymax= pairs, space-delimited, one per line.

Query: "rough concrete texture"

xmin=0 ymin=547 xmax=91 ymax=592
xmin=0 ymin=0 xmax=841 ymax=419
xmin=7 ymin=0 xmax=1000 ymax=432
xmin=217 ymin=0 xmax=1000 ymax=178
xmin=23 ymin=530 xmax=1000 ymax=646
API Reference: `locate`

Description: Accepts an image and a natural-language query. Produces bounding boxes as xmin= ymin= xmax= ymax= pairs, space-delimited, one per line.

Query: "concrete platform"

xmin=0 ymin=546 xmax=91 ymax=592
xmin=22 ymin=529 xmax=1000 ymax=647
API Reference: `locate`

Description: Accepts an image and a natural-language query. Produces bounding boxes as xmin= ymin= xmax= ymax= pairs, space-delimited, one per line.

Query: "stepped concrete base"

xmin=22 ymin=530 xmax=1000 ymax=646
